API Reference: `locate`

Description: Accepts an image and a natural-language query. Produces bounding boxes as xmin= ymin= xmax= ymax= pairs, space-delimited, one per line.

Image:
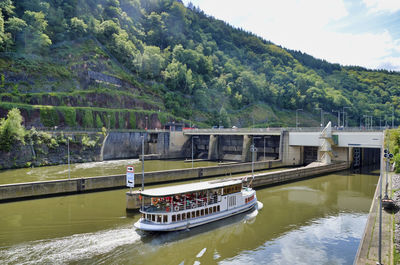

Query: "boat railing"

xmin=142 ymin=197 xmax=219 ymax=213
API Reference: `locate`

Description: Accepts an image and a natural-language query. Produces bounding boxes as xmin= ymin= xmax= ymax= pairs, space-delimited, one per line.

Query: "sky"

xmin=182 ymin=0 xmax=400 ymax=71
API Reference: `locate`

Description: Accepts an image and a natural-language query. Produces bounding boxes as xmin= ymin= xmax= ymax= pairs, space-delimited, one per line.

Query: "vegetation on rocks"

xmin=0 ymin=0 xmax=399 ymax=129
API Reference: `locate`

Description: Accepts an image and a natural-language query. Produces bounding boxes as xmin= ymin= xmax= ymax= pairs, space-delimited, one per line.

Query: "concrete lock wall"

xmin=126 ymin=162 xmax=350 ymax=210
xmin=0 ymin=160 xmax=283 ymax=202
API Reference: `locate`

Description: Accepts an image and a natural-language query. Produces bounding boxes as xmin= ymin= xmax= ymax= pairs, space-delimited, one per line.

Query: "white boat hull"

xmin=134 ymin=199 xmax=257 ymax=232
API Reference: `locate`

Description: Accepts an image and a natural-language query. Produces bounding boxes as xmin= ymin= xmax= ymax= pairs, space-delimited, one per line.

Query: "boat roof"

xmin=140 ymin=179 xmax=242 ymax=197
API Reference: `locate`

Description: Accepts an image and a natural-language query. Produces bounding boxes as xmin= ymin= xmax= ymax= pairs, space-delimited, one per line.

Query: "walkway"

xmin=354 ymin=171 xmax=394 ymax=265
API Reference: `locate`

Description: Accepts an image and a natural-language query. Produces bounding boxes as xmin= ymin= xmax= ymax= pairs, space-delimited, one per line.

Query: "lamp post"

xmin=315 ymin=107 xmax=323 ymax=127
xmin=250 ymin=143 xmax=257 ymax=178
xmin=263 ymin=137 xmax=266 ymax=161
xmin=141 ymin=135 xmax=145 ymax=191
xmin=343 ymin=107 xmax=351 ymax=128
xmin=392 ymin=105 xmax=394 ymax=128
xmin=296 ymin=109 xmax=303 ymax=130
xmin=67 ymin=137 xmax=70 ymax=180
xmin=332 ymin=110 xmax=340 ymax=127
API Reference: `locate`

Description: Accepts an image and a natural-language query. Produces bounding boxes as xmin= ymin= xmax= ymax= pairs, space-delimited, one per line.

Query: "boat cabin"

xmin=139 ymin=179 xmax=244 ymax=225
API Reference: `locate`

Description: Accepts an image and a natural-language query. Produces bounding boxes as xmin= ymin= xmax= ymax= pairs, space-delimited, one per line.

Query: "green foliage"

xmin=0 ymin=0 xmax=399 ymax=129
xmin=0 ymin=108 xmax=26 ymax=151
xmin=109 ymin=112 xmax=116 ymax=129
xmin=118 ymin=112 xmax=124 ymax=129
xmin=129 ymin=112 xmax=136 ymax=129
xmin=60 ymin=107 xmax=76 ymax=127
xmin=95 ymin=114 xmax=103 ymax=128
xmin=70 ymin=17 xmax=87 ymax=38
xmin=82 ymin=109 xmax=93 ymax=128
xmin=22 ymin=10 xmax=51 ymax=53
xmin=39 ymin=107 xmax=59 ymax=127
xmin=82 ymin=135 xmax=96 ymax=148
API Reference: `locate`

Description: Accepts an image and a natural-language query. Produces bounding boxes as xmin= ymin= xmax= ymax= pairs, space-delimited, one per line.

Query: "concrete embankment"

xmin=126 ymin=161 xmax=350 ymax=210
xmin=0 ymin=160 xmax=283 ymax=202
xmin=354 ymin=172 xmax=394 ymax=265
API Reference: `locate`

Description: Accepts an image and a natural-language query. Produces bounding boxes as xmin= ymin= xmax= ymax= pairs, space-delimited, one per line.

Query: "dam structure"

xmin=0 ymin=123 xmax=383 ymax=202
xmin=101 ymin=123 xmax=382 ymax=168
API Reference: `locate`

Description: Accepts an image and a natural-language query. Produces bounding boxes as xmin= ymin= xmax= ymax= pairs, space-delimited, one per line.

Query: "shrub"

xmin=82 ymin=135 xmax=96 ymax=148
xmin=0 ymin=108 xmax=26 ymax=151
xmin=40 ymin=107 xmax=59 ymax=127
xmin=96 ymin=114 xmax=103 ymax=128
xmin=82 ymin=109 xmax=94 ymax=128
xmin=60 ymin=107 xmax=76 ymax=127
xmin=118 ymin=112 xmax=125 ymax=129
xmin=129 ymin=112 xmax=136 ymax=129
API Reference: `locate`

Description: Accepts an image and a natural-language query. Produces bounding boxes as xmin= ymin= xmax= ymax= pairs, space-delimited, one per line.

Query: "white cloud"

xmin=184 ymin=0 xmax=400 ymax=71
xmin=363 ymin=0 xmax=400 ymax=13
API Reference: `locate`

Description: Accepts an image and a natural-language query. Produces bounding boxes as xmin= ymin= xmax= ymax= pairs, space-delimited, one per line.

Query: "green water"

xmin=0 ymin=160 xmax=219 ymax=185
xmin=0 ymin=169 xmax=378 ymax=264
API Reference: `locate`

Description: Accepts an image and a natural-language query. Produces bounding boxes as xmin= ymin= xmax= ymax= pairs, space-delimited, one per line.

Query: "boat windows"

xmin=192 ymin=211 xmax=195 ymax=218
xmin=187 ymin=212 xmax=191 ymax=219
xmin=209 ymin=207 xmax=213 ymax=214
xmin=177 ymin=214 xmax=181 ymax=221
xmin=213 ymin=206 xmax=216 ymax=212
xmin=157 ymin=215 xmax=162 ymax=223
xmin=163 ymin=215 xmax=168 ymax=223
xmin=146 ymin=214 xmax=151 ymax=221
xmin=205 ymin=208 xmax=208 ymax=215
xmin=196 ymin=210 xmax=200 ymax=217
xmin=172 ymin=215 xmax=176 ymax=222
xmin=201 ymin=209 xmax=204 ymax=216
xmin=141 ymin=213 xmax=145 ymax=219
xmin=182 ymin=213 xmax=186 ymax=220
xmin=217 ymin=205 xmax=220 ymax=212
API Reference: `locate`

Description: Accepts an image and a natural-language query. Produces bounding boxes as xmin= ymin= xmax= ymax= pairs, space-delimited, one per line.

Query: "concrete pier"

xmin=126 ymin=162 xmax=349 ymax=211
xmin=354 ymin=172 xmax=394 ymax=265
xmin=0 ymin=160 xmax=283 ymax=202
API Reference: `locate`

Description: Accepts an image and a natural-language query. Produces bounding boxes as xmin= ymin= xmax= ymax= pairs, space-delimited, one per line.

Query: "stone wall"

xmin=0 ymin=133 xmax=104 ymax=170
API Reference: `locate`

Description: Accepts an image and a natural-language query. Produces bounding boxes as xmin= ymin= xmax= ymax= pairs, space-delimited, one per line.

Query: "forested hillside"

xmin=1 ymin=0 xmax=400 ymax=129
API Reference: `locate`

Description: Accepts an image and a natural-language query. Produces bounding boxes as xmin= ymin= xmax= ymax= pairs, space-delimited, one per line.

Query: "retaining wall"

xmin=0 ymin=160 xmax=283 ymax=202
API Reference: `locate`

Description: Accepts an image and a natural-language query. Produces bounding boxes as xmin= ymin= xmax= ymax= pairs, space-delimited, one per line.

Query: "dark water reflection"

xmin=0 ymin=169 xmax=378 ymax=264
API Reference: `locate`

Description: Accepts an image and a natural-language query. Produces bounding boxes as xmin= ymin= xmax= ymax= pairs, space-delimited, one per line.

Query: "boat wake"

xmin=0 ymin=227 xmax=141 ymax=265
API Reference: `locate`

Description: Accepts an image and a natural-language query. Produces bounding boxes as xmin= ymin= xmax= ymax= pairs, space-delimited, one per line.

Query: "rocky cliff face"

xmin=0 ymin=133 xmax=104 ymax=170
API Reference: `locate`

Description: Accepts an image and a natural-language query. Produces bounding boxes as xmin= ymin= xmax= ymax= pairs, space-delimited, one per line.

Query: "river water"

xmin=0 ymin=160 xmax=219 ymax=185
xmin=0 ymin=165 xmax=378 ymax=265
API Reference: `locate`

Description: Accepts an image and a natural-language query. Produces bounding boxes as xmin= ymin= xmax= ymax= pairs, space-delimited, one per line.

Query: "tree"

xmin=70 ymin=17 xmax=87 ymax=38
xmin=0 ymin=108 xmax=26 ymax=151
xmin=5 ymin=17 xmax=26 ymax=42
xmin=22 ymin=10 xmax=51 ymax=53
xmin=136 ymin=45 xmax=165 ymax=79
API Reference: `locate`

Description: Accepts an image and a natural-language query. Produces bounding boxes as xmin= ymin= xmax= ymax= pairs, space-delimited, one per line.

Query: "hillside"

xmin=1 ymin=0 xmax=400 ymax=129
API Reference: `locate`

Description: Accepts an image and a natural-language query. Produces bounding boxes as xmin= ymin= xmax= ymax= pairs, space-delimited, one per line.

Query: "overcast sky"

xmin=182 ymin=0 xmax=400 ymax=71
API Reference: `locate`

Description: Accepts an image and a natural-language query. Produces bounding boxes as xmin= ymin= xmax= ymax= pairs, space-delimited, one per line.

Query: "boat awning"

xmin=140 ymin=179 xmax=242 ymax=197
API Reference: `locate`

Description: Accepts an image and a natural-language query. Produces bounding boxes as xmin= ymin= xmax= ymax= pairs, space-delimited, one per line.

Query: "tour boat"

xmin=134 ymin=179 xmax=257 ymax=231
